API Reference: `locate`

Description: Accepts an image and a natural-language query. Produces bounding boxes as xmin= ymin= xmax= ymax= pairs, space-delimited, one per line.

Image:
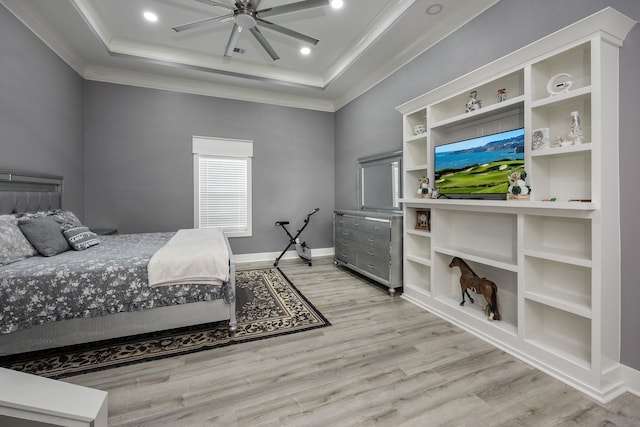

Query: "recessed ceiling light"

xmin=143 ymin=11 xmax=158 ymax=22
xmin=426 ymin=4 xmax=443 ymax=15
xmin=300 ymin=47 xmax=311 ymax=55
xmin=330 ymin=0 xmax=343 ymax=9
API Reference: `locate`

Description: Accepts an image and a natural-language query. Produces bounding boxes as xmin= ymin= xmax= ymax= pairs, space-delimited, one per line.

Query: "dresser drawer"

xmin=335 ymin=226 xmax=357 ymax=240
xmin=363 ymin=219 xmax=390 ymax=237
xmin=358 ymin=231 xmax=390 ymax=251
xmin=335 ymin=216 xmax=364 ymax=231
xmin=357 ymin=252 xmax=390 ymax=279
xmin=336 ymin=236 xmax=357 ymax=252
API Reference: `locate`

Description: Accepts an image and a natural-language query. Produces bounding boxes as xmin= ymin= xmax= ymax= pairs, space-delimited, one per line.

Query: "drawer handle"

xmin=367 ymin=251 xmax=375 ymax=255
xmin=342 ymin=231 xmax=348 ymax=235
xmin=367 ymin=264 xmax=376 ymax=269
xmin=342 ymin=242 xmax=348 ymax=246
xmin=367 ymin=238 xmax=375 ymax=242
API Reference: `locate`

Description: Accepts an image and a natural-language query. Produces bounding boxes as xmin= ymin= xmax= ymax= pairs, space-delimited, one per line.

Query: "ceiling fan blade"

xmin=249 ymin=27 xmax=280 ymax=60
xmin=256 ymin=18 xmax=319 ymax=45
xmin=172 ymin=13 xmax=233 ymax=32
xmin=257 ymin=0 xmax=329 ymax=19
xmin=249 ymin=0 xmax=263 ymax=9
xmin=224 ymin=23 xmax=242 ymax=57
xmin=192 ymin=0 xmax=235 ymax=10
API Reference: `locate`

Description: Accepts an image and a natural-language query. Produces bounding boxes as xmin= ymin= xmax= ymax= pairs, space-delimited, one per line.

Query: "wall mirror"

xmin=357 ymin=150 xmax=402 ymax=212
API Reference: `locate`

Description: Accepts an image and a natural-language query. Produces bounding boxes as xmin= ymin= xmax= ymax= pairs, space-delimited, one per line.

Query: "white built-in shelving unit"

xmin=396 ymin=8 xmax=636 ymax=403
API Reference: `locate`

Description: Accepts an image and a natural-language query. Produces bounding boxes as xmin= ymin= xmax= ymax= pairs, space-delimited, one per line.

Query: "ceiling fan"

xmin=172 ymin=0 xmax=330 ymax=60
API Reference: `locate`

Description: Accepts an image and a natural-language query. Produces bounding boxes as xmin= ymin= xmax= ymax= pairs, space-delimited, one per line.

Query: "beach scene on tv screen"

xmin=435 ymin=129 xmax=525 ymax=194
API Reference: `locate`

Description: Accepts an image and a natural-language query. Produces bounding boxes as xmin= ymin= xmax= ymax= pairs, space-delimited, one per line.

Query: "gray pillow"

xmin=63 ymin=226 xmax=100 ymax=250
xmin=0 ymin=215 xmax=38 ymax=266
xmin=49 ymin=209 xmax=83 ymax=230
xmin=18 ymin=217 xmax=71 ymax=257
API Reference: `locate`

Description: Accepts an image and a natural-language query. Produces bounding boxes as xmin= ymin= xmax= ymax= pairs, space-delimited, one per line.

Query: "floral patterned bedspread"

xmin=0 ymin=232 xmax=234 ymax=335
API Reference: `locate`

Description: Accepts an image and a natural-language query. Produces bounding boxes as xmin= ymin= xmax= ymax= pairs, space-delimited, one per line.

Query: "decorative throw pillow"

xmin=0 ymin=215 xmax=38 ymax=266
xmin=49 ymin=209 xmax=83 ymax=230
xmin=63 ymin=226 xmax=100 ymax=251
xmin=18 ymin=217 xmax=71 ymax=257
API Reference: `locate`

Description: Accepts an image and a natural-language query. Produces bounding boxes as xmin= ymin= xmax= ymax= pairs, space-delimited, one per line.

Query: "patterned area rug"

xmin=0 ymin=268 xmax=329 ymax=379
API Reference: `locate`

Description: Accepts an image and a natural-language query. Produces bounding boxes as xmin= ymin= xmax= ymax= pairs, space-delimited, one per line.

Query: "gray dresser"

xmin=333 ymin=209 xmax=403 ymax=296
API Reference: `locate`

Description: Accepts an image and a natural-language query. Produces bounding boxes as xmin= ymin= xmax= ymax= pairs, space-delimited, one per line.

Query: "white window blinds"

xmin=193 ymin=137 xmax=253 ymax=237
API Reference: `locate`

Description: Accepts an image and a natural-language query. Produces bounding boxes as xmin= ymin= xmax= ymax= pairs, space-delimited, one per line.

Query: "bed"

xmin=0 ymin=172 xmax=237 ymax=356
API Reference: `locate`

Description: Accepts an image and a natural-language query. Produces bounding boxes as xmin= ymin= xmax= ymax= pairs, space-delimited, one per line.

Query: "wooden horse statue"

xmin=448 ymin=257 xmax=501 ymax=321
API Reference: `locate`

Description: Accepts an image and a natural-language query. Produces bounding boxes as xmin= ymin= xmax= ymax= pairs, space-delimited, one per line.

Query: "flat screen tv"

xmin=434 ymin=128 xmax=525 ymax=199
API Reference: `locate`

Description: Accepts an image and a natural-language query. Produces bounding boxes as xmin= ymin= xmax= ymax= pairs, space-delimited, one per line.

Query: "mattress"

xmin=0 ymin=232 xmax=233 ymax=335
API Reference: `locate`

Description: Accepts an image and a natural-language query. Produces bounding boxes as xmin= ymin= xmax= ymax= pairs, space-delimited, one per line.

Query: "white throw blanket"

xmin=147 ymin=228 xmax=230 ymax=288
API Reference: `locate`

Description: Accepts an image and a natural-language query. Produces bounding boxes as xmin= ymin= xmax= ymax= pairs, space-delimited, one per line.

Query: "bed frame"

xmin=0 ymin=172 xmax=237 ymax=356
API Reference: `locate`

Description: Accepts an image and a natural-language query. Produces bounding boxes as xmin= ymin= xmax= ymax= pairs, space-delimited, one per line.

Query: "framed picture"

xmin=415 ymin=209 xmax=430 ymax=231
xmin=532 ymin=127 xmax=549 ymax=151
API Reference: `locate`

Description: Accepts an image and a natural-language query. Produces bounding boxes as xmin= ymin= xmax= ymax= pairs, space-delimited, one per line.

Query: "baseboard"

xmin=234 ymin=247 xmax=334 ymax=264
xmin=622 ymin=364 xmax=640 ymax=398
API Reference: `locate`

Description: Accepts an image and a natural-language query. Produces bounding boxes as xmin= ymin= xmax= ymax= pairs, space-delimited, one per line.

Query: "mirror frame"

xmin=357 ymin=150 xmax=403 ymax=212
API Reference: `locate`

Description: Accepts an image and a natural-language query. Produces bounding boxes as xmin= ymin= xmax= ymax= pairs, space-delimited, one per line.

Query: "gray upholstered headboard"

xmin=0 ymin=172 xmax=63 ymax=215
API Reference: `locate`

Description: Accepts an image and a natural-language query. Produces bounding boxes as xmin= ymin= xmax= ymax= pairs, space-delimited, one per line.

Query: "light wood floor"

xmin=66 ymin=257 xmax=640 ymax=426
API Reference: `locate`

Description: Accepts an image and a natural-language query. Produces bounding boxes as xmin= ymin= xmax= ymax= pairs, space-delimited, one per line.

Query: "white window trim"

xmin=192 ymin=136 xmax=253 ymax=237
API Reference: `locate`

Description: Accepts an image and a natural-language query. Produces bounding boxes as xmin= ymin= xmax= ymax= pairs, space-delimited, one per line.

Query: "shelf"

xmin=436 ymin=294 xmax=518 ymax=336
xmin=404 ymin=261 xmax=430 ymax=293
xmin=406 ymin=228 xmax=430 ymax=238
xmin=431 ymin=96 xmax=525 ymax=129
xmin=405 ymin=133 xmax=427 ymax=143
xmin=530 ymin=85 xmax=592 ymax=109
xmin=400 ymin=198 xmax=596 ymax=213
xmin=406 ymin=254 xmax=430 ymax=266
xmin=530 ymin=41 xmax=591 ymax=102
xmin=524 ymin=292 xmax=591 ymax=318
xmin=524 ymin=214 xmax=591 ymax=263
xmin=531 ymin=142 xmax=592 ymax=158
xmin=405 ymin=164 xmax=429 ymax=172
xmin=523 ymin=249 xmax=591 ymax=268
xmin=525 ymin=300 xmax=591 ymax=368
xmin=524 ymin=256 xmax=592 ymax=313
xmin=531 ymin=149 xmax=591 ymax=202
xmin=433 ymin=209 xmax=517 ymax=266
xmin=434 ymin=246 xmax=517 ymax=272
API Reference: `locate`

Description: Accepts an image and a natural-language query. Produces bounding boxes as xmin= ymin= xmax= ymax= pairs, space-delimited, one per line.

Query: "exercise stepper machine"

xmin=274 ymin=208 xmax=319 ymax=266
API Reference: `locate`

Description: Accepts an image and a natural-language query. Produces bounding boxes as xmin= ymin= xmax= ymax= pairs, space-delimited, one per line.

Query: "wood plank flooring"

xmin=65 ymin=257 xmax=640 ymax=426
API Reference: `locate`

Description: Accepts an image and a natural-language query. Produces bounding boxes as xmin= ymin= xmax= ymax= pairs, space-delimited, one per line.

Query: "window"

xmin=193 ymin=137 xmax=253 ymax=237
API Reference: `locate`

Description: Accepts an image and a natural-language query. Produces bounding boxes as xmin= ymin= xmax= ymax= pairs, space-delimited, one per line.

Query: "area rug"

xmin=0 ymin=268 xmax=330 ymax=379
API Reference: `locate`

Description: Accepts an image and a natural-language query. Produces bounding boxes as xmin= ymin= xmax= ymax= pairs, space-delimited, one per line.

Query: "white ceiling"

xmin=1 ymin=0 xmax=499 ymax=111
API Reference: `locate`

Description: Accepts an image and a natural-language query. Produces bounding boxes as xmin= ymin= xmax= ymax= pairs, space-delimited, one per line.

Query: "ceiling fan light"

xmin=300 ymin=47 xmax=311 ymax=55
xmin=235 ymin=10 xmax=257 ymax=28
xmin=330 ymin=0 xmax=343 ymax=9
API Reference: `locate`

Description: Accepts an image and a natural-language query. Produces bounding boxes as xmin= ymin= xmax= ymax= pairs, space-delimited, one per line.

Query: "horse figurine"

xmin=448 ymin=257 xmax=501 ymax=321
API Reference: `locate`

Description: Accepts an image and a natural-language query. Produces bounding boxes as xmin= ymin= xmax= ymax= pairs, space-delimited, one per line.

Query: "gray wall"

xmin=83 ymin=82 xmax=334 ymax=254
xmin=0 ymin=4 xmax=84 ymax=216
xmin=335 ymin=0 xmax=640 ymax=370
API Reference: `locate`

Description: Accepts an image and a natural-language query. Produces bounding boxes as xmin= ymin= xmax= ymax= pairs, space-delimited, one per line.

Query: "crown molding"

xmin=323 ymin=0 xmax=414 ymax=84
xmin=83 ymin=65 xmax=336 ymax=112
xmin=0 ymin=0 xmax=87 ymax=75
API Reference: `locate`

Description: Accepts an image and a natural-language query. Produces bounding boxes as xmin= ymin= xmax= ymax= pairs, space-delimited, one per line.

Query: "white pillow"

xmin=0 ymin=215 xmax=38 ymax=266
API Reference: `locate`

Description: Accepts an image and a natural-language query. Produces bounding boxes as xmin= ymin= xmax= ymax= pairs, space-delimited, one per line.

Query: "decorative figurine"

xmin=497 ymin=88 xmax=507 ymax=102
xmin=417 ymin=176 xmax=430 ymax=198
xmin=568 ymin=110 xmax=584 ymax=144
xmin=465 ymin=90 xmax=482 ymax=112
xmin=507 ymin=169 xmax=531 ymax=200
